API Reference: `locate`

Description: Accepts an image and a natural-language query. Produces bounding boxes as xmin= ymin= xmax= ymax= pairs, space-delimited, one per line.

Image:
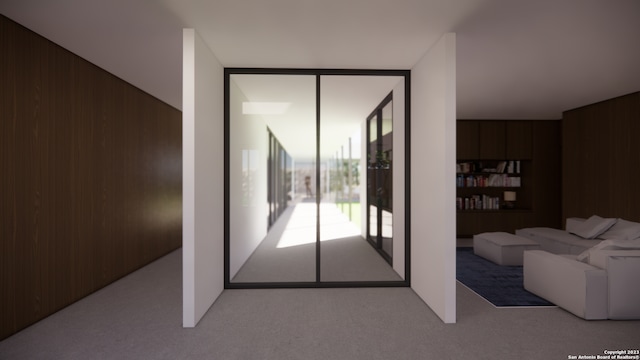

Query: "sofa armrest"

xmin=587 ymin=249 xmax=640 ymax=268
xmin=606 ymin=255 xmax=640 ymax=319
xmin=523 ymin=250 xmax=608 ymax=319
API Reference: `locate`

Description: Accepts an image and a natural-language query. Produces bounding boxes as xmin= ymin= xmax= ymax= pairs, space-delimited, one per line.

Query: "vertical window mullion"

xmin=315 ymin=74 xmax=321 ymax=283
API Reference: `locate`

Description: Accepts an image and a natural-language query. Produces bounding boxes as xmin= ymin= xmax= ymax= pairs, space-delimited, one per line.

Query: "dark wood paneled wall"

xmin=562 ymin=92 xmax=640 ymax=222
xmin=532 ymin=120 xmax=562 ymax=227
xmin=1 ymin=15 xmax=182 ymax=340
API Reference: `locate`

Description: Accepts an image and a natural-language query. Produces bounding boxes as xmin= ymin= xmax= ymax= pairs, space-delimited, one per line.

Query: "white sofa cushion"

xmin=598 ymin=219 xmax=640 ymax=240
xmin=516 ymin=227 xmax=601 ymax=255
xmin=565 ymin=217 xmax=585 ymax=233
xmin=569 ymin=215 xmax=617 ymax=239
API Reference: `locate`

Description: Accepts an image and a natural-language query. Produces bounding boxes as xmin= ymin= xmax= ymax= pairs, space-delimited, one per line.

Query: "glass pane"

xmin=369 ymin=205 xmax=378 ymax=237
xmin=369 ymin=116 xmax=378 ymax=143
xmin=229 ymin=74 xmax=316 ymax=283
xmin=381 ymin=209 xmax=393 ymax=258
xmin=320 ymin=75 xmax=403 ymax=282
xmin=382 ymin=101 xmax=393 ymax=137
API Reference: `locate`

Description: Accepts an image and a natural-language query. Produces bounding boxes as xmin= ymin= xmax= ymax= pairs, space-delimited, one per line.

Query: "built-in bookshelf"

xmin=456 ymin=160 xmax=527 ymax=211
xmin=456 ymin=120 xmax=561 ymax=238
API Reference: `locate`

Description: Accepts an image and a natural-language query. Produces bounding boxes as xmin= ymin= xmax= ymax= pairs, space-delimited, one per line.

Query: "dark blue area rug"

xmin=456 ymin=247 xmax=554 ymax=307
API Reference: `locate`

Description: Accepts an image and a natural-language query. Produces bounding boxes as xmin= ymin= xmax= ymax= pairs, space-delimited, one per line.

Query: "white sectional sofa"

xmin=516 ymin=217 xmax=613 ymax=255
xmin=524 ymin=246 xmax=640 ymax=320
xmin=518 ymin=216 xmax=640 ymax=320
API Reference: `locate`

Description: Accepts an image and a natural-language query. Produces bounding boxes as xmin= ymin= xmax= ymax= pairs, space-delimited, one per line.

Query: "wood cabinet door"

xmin=456 ymin=212 xmax=477 ymax=238
xmin=478 ymin=121 xmax=505 ymax=159
xmin=506 ymin=121 xmax=532 ymax=159
xmin=456 ymin=121 xmax=479 ymax=159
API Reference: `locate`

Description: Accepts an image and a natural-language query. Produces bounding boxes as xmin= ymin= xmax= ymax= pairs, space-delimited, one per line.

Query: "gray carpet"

xmin=1 ymin=249 xmax=638 ymax=360
xmin=232 ymin=201 xmax=401 ymax=283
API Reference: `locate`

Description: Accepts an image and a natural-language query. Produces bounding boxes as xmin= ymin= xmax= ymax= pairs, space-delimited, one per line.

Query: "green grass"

xmin=336 ymin=202 xmax=361 ymax=229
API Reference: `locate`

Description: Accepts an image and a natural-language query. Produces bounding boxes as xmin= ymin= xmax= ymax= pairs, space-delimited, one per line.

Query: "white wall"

xmin=392 ymin=79 xmax=406 ymax=278
xmin=228 ymin=79 xmax=269 ymax=279
xmin=182 ymin=28 xmax=225 ymax=328
xmin=410 ymin=33 xmax=457 ymax=323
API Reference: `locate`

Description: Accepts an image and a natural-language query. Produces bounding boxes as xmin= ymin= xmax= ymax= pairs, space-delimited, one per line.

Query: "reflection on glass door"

xmin=367 ymin=93 xmax=393 ymax=264
xmin=228 ymin=74 xmax=317 ymax=283
xmin=267 ymin=129 xmax=292 ymax=229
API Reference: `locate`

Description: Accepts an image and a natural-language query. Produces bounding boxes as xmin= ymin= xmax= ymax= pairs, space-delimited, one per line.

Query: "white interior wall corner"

xmin=410 ymin=32 xmax=457 ymax=324
xmin=182 ymin=28 xmax=225 ymax=328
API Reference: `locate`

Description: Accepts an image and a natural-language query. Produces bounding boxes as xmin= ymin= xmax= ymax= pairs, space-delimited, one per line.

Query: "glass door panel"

xmin=228 ymin=74 xmax=316 ymax=283
xmin=320 ymin=76 xmax=402 ymax=282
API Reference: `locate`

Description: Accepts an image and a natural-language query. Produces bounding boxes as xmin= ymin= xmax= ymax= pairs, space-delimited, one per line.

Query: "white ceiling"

xmin=232 ymin=73 xmax=403 ymax=160
xmin=1 ymin=0 xmax=639 ymax=121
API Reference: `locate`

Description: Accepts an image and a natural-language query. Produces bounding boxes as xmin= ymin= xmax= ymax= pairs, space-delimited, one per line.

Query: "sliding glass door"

xmin=227 ymin=73 xmax=317 ymax=283
xmin=225 ymin=69 xmax=409 ymax=288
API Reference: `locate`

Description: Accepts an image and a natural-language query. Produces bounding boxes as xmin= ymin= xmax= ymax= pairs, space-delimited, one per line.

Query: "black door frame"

xmin=224 ymin=68 xmax=411 ymax=289
xmin=366 ymin=92 xmax=394 ymax=265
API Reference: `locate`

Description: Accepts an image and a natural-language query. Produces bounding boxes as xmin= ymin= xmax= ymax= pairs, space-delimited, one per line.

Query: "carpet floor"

xmin=2 ymin=249 xmax=639 ymax=360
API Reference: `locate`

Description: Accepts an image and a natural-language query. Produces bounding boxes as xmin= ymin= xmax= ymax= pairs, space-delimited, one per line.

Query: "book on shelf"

xmin=509 ymin=177 xmax=521 ymax=187
xmin=456 ymin=195 xmax=501 ymax=210
xmin=457 ymin=174 xmax=521 ymax=188
xmin=457 ymin=159 xmax=522 ymax=175
xmin=505 ymin=160 xmax=522 ymax=174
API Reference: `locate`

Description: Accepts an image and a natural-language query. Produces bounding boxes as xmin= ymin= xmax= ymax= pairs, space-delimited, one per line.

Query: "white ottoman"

xmin=473 ymin=232 xmax=541 ymax=265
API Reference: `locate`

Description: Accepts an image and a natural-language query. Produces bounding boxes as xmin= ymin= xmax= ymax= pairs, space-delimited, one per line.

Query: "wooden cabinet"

xmin=459 ymin=120 xmax=533 ymax=159
xmin=478 ymin=121 xmax=506 ymax=159
xmin=456 ymin=121 xmax=478 ymax=159
xmin=506 ymin=121 xmax=532 ymax=158
xmin=457 ymin=211 xmax=529 ymax=236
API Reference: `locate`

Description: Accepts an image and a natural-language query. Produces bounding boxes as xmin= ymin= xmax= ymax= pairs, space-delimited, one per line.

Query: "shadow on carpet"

xmin=456 ymin=247 xmax=554 ymax=307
